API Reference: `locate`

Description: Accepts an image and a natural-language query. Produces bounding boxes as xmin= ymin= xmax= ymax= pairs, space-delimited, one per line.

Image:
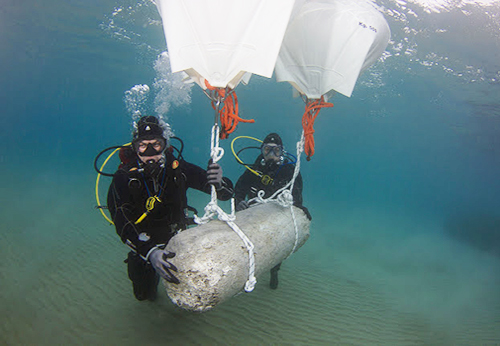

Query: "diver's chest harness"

xmin=127 ymin=157 xmax=186 ymax=226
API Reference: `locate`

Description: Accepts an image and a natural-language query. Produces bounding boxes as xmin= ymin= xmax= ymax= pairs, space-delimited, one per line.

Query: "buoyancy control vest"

xmin=114 ymin=151 xmax=196 ymax=233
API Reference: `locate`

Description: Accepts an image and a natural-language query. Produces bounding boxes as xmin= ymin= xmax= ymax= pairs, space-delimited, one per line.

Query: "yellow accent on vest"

xmin=134 ymin=196 xmax=162 ymax=225
xmin=261 ymin=175 xmax=273 ymax=185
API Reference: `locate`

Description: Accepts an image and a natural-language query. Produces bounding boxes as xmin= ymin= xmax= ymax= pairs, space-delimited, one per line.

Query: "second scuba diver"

xmin=234 ymin=133 xmax=312 ymax=289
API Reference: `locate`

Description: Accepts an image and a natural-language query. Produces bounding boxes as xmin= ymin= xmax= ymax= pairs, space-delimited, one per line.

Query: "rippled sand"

xmin=1 ymin=179 xmax=499 ymax=345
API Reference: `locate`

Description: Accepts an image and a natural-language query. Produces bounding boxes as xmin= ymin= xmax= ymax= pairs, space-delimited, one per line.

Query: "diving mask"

xmin=261 ymin=144 xmax=283 ymax=157
xmin=136 ymin=139 xmax=166 ymax=157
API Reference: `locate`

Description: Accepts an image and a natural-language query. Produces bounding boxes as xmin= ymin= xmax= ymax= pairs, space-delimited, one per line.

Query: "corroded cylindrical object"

xmin=164 ymin=203 xmax=310 ymax=312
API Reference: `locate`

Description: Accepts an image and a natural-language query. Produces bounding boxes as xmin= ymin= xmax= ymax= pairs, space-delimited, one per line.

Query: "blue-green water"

xmin=2 ymin=0 xmax=500 ymax=344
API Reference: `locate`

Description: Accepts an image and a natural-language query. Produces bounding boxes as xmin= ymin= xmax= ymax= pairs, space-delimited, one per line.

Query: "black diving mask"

xmin=261 ymin=144 xmax=283 ymax=157
xmin=136 ymin=139 xmax=166 ymax=157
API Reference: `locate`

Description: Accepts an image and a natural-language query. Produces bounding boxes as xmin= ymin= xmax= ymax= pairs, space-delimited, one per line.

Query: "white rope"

xmin=194 ymin=122 xmax=257 ymax=292
xmin=210 ymin=124 xmax=224 ymax=164
xmin=248 ymin=131 xmax=306 ymax=258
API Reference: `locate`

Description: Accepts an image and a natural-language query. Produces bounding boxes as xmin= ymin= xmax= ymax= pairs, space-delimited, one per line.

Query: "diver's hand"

xmin=149 ymin=248 xmax=180 ymax=284
xmin=236 ymin=200 xmax=250 ymax=212
xmin=207 ymin=163 xmax=223 ymax=189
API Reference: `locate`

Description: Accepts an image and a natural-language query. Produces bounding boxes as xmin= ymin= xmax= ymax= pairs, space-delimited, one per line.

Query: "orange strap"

xmin=205 ymin=80 xmax=255 ymax=139
xmin=302 ymin=96 xmax=334 ymax=161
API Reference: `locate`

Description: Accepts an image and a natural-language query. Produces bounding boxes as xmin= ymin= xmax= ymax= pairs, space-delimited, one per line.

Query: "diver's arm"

xmin=292 ymin=172 xmax=304 ymax=207
xmin=236 ymin=169 xmax=259 ymax=205
xmin=108 ymin=172 xmax=158 ymax=259
xmin=291 ymin=172 xmax=312 ymax=220
xmin=217 ymin=176 xmax=234 ymax=200
xmin=181 ymin=160 xmax=234 ymax=201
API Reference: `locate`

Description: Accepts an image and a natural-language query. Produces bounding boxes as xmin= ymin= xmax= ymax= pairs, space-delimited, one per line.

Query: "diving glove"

xmin=149 ymin=248 xmax=180 ymax=284
xmin=236 ymin=200 xmax=250 ymax=212
xmin=207 ymin=162 xmax=223 ymax=188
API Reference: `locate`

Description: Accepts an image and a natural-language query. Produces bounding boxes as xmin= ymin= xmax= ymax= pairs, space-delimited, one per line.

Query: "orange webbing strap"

xmin=302 ymin=96 xmax=334 ymax=161
xmin=204 ymin=80 xmax=255 ymax=139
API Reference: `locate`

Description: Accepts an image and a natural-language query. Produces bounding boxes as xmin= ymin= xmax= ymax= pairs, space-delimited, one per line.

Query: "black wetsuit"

xmin=107 ymin=151 xmax=233 ymax=300
xmin=235 ymin=155 xmax=305 ymax=209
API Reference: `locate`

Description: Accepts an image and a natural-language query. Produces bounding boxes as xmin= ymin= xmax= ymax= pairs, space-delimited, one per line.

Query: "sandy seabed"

xmin=1 ymin=176 xmax=499 ymax=346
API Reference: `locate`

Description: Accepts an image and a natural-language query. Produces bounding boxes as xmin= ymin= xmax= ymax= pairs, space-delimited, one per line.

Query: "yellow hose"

xmin=230 ymin=135 xmax=263 ymax=178
xmin=95 ymin=143 xmax=131 ymax=225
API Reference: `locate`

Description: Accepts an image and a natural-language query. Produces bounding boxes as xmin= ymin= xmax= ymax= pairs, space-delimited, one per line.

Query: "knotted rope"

xmin=195 ymin=92 xmax=257 ymax=292
xmin=248 ymin=132 xmax=306 ymax=258
xmin=204 ymin=80 xmax=255 ymax=139
xmin=302 ymin=96 xmax=333 ymax=161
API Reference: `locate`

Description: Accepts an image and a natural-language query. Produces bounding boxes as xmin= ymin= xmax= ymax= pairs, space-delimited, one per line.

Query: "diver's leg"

xmin=126 ymin=251 xmax=159 ymax=301
xmin=270 ymin=262 xmax=282 ymax=289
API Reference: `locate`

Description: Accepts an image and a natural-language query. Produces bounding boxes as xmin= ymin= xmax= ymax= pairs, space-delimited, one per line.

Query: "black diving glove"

xmin=299 ymin=206 xmax=312 ymax=221
xmin=236 ymin=200 xmax=250 ymax=212
xmin=207 ymin=162 xmax=223 ymax=189
xmin=149 ymin=248 xmax=180 ymax=284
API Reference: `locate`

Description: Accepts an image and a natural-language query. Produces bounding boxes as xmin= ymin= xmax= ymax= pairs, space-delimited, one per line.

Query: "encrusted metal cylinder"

xmin=164 ymin=203 xmax=311 ymax=312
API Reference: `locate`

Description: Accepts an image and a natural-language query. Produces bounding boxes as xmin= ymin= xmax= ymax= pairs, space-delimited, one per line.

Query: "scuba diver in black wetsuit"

xmin=106 ymin=115 xmax=234 ymax=301
xmin=234 ymin=133 xmax=311 ymax=289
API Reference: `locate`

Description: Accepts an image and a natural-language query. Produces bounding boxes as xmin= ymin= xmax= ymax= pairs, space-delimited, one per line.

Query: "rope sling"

xmin=194 ymin=88 xmax=305 ymax=291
